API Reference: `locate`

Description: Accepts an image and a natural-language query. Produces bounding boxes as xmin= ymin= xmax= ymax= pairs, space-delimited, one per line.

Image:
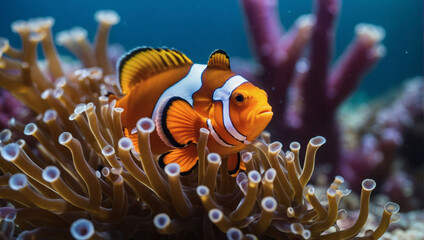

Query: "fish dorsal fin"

xmin=117 ymin=47 xmax=193 ymax=94
xmin=207 ymin=49 xmax=230 ymax=70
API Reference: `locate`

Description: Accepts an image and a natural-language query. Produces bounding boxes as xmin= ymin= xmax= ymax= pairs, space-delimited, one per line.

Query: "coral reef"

xmin=0 ymin=90 xmax=31 ymax=130
xmin=339 ymin=76 xmax=424 ymax=210
xmin=236 ymin=0 xmax=386 ymax=167
xmin=236 ymin=0 xmax=424 ymax=215
xmin=0 ymin=7 xmax=400 ymax=240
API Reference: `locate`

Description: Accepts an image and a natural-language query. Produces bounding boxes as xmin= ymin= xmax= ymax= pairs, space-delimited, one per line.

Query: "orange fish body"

xmin=115 ymin=48 xmax=273 ymax=175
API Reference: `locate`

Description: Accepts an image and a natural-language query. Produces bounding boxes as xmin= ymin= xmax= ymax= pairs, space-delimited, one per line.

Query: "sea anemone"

xmin=0 ymin=9 xmax=399 ymax=240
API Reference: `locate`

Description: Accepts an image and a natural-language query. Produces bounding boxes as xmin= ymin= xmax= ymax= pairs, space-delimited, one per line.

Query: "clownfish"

xmin=114 ymin=47 xmax=273 ymax=175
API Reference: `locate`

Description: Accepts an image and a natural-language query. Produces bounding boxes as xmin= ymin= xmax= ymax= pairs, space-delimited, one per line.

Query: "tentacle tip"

xmin=289 ymin=141 xmax=300 ymax=150
xmin=236 ymin=172 xmax=247 ymax=185
xmin=268 ymin=141 xmax=282 ymax=154
xmin=196 ymin=185 xmax=209 ymax=197
xmin=261 ymin=197 xmax=277 ymax=212
xmin=70 ymin=218 xmax=95 ymax=240
xmin=11 ymin=20 xmax=29 ymax=34
xmin=337 ymin=209 xmax=348 ymax=220
xmin=286 ymin=207 xmax=295 ymax=218
xmin=41 ymin=89 xmax=53 ymax=100
xmin=384 ymin=202 xmax=400 ymax=214
xmin=310 ymin=136 xmax=326 ymax=147
xmin=362 ymin=179 xmax=376 ymax=191
xmin=136 ymin=117 xmax=155 ymax=133
xmin=9 ymin=173 xmax=28 ymax=191
xmin=164 ymin=163 xmax=181 ymax=177
xmin=290 ymin=223 xmax=305 ymax=236
xmin=285 ymin=151 xmax=295 ymax=162
xmin=74 ymin=103 xmax=87 ymax=115
xmin=42 ymin=109 xmax=58 ymax=123
xmin=207 ymin=153 xmax=222 ymax=164
xmin=334 ymin=175 xmax=344 ymax=184
xmin=0 ymin=129 xmax=12 ymax=143
xmin=208 ymin=208 xmax=223 ymax=223
xmin=264 ymin=168 xmax=277 ymax=182
xmin=102 ymin=145 xmax=115 ymax=156
xmin=101 ymin=167 xmax=110 ymax=177
xmin=42 ymin=166 xmax=61 ymax=182
xmin=16 ymin=139 xmax=26 ymax=148
xmin=118 ymin=137 xmax=134 ymax=151
xmin=69 ymin=26 xmax=88 ymax=41
xmin=327 ymin=188 xmax=337 ymax=197
xmin=1 ymin=143 xmax=20 ymax=161
xmin=248 ymin=170 xmax=261 ymax=183
xmin=114 ymin=107 xmax=124 ymax=113
xmin=55 ymin=30 xmax=72 ymax=46
xmin=58 ymin=132 xmax=72 ymax=145
xmin=153 ymin=213 xmax=170 ymax=230
xmin=28 ymin=17 xmax=55 ymax=32
xmin=307 ymin=185 xmax=315 ymax=195
xmin=94 ymin=10 xmax=120 ymax=25
xmin=226 ymin=227 xmax=243 ymax=240
xmin=53 ymin=88 xmax=64 ymax=99
xmin=241 ymin=151 xmax=252 ymax=163
xmin=302 ymin=230 xmax=311 ymax=239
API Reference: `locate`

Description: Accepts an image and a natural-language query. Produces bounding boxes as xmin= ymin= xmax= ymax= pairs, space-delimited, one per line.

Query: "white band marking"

xmin=152 ymin=64 xmax=206 ymax=148
xmin=207 ymin=119 xmax=233 ymax=148
xmin=213 ymin=75 xmax=251 ymax=145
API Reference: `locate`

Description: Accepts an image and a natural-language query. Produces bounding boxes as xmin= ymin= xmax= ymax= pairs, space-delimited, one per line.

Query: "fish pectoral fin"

xmin=158 ymin=143 xmax=198 ymax=176
xmin=117 ymin=47 xmax=193 ymax=94
xmin=227 ymin=152 xmax=243 ymax=177
xmin=156 ymin=96 xmax=205 ymax=148
xmin=207 ymin=49 xmax=230 ymax=70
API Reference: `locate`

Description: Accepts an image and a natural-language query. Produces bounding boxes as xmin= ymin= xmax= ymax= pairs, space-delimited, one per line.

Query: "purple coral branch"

xmin=327 ymin=27 xmax=385 ymax=110
xmin=277 ymin=16 xmax=314 ymax=92
xmin=303 ymin=0 xmax=339 ymax=120
xmin=238 ymin=0 xmax=389 ymax=169
xmin=240 ymin=0 xmax=284 ymax=72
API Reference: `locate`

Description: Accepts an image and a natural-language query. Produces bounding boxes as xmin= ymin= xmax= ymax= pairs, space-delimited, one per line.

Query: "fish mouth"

xmin=247 ymin=105 xmax=273 ymax=141
xmin=257 ymin=106 xmax=273 ymax=116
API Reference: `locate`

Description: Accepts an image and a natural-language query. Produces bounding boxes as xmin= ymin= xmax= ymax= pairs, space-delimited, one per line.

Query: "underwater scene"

xmin=0 ymin=0 xmax=422 ymax=239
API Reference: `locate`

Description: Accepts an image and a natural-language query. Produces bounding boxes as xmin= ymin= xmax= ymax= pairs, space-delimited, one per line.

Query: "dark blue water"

xmin=1 ymin=0 xmax=422 ymax=97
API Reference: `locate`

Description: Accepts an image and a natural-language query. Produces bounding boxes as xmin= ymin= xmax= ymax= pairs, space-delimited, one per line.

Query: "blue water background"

xmin=1 ymin=0 xmax=422 ymax=98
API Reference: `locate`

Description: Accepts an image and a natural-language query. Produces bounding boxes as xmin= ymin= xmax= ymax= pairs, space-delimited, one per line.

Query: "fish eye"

xmin=235 ymin=94 xmax=244 ymax=103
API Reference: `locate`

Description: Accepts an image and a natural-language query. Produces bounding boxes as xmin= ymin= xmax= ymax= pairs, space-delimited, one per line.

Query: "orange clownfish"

xmin=114 ymin=47 xmax=273 ymax=175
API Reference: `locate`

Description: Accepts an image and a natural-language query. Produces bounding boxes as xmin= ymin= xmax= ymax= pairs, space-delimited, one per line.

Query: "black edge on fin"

xmin=160 ymin=96 xmax=188 ymax=148
xmin=158 ymin=152 xmax=198 ymax=176
xmin=228 ymin=152 xmax=241 ymax=176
